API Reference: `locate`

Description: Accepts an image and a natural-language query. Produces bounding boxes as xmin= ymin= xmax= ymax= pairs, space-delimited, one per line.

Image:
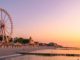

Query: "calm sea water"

xmin=1 ymin=49 xmax=80 ymax=60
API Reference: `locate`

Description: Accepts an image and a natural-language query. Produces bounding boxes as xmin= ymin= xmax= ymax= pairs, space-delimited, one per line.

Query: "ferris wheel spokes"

xmin=0 ymin=8 xmax=13 ymax=43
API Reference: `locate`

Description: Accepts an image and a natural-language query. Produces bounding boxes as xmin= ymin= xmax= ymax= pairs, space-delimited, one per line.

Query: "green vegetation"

xmin=14 ymin=37 xmax=31 ymax=44
xmin=47 ymin=42 xmax=55 ymax=46
xmin=47 ymin=42 xmax=63 ymax=47
xmin=0 ymin=35 xmax=63 ymax=47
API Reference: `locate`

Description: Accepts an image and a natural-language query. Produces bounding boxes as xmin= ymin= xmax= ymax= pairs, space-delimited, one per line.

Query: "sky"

xmin=0 ymin=0 xmax=80 ymax=47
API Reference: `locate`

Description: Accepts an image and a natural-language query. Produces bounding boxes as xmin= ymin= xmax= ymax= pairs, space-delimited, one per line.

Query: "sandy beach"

xmin=0 ymin=48 xmax=23 ymax=56
xmin=0 ymin=46 xmax=56 ymax=57
xmin=0 ymin=46 xmax=37 ymax=57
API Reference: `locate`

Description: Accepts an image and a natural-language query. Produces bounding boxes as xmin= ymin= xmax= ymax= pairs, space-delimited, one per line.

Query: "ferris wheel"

xmin=0 ymin=8 xmax=13 ymax=43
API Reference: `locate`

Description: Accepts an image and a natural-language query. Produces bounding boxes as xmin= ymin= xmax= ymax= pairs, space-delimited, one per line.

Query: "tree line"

xmin=0 ymin=35 xmax=63 ymax=47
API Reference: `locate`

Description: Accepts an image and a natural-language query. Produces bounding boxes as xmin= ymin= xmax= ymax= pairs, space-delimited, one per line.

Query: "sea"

xmin=1 ymin=49 xmax=80 ymax=60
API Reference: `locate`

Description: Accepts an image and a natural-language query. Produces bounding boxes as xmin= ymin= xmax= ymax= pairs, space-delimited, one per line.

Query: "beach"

xmin=0 ymin=48 xmax=22 ymax=56
xmin=0 ymin=46 xmax=56 ymax=57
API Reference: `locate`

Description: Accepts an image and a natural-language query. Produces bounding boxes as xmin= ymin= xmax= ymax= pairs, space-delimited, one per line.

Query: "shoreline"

xmin=0 ymin=46 xmax=57 ymax=57
xmin=0 ymin=46 xmax=80 ymax=59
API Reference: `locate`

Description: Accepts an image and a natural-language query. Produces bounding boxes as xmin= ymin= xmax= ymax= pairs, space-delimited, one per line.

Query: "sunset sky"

xmin=0 ymin=0 xmax=80 ymax=47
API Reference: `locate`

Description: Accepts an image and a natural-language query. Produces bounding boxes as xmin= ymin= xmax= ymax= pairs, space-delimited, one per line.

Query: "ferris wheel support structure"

xmin=0 ymin=8 xmax=13 ymax=43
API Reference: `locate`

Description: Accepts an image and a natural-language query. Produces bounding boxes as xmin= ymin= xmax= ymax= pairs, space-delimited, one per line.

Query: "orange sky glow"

xmin=0 ymin=0 xmax=80 ymax=47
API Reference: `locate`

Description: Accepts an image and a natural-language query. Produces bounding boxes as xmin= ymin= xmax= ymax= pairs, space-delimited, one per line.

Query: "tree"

xmin=14 ymin=37 xmax=30 ymax=44
xmin=47 ymin=42 xmax=55 ymax=46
